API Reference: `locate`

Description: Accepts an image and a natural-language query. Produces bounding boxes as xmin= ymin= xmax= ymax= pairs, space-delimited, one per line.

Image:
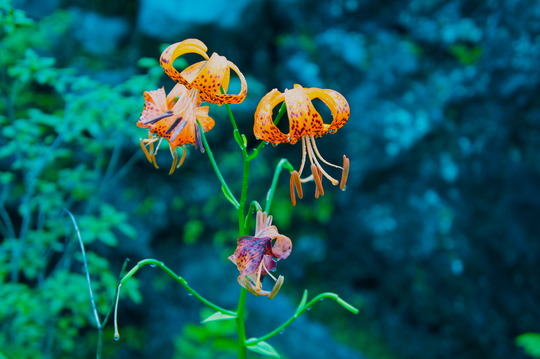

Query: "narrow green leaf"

xmin=221 ymin=185 xmax=238 ymax=207
xmin=295 ymin=290 xmax=308 ymax=316
xmin=201 ymin=311 xmax=237 ymax=323
xmin=336 ymin=296 xmax=360 ymax=314
xmin=246 ymin=340 xmax=281 ymax=358
xmin=233 ymin=129 xmax=245 ymax=149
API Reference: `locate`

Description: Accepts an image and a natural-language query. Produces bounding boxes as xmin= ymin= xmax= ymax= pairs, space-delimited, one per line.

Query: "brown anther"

xmin=165 ymin=116 xmax=183 ymax=134
xmin=293 ymin=171 xmax=303 ymax=198
xmin=290 ymin=174 xmax=296 ymax=206
xmin=268 ymin=275 xmax=284 ymax=299
xmin=290 ymin=170 xmax=303 ymax=206
xmin=178 ymin=146 xmax=187 ymax=168
xmin=141 ymin=110 xmax=174 ymax=125
xmin=139 ymin=136 xmax=160 ymax=169
xmin=238 ymin=276 xmax=260 ymax=296
xmin=340 ymin=155 xmax=350 ymax=191
xmin=311 ymin=164 xmax=324 ymax=198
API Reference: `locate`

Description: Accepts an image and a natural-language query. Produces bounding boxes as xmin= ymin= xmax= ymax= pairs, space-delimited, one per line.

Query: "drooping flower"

xmin=160 ymin=38 xmax=248 ymax=105
xmin=228 ymin=211 xmax=292 ymax=298
xmin=253 ymin=84 xmax=351 ymax=205
xmin=137 ymin=83 xmax=215 ymax=174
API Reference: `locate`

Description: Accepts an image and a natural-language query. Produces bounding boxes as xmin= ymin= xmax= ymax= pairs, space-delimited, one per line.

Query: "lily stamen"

xmin=268 ymin=275 xmax=284 ymax=300
xmin=311 ymin=164 xmax=324 ymax=198
xmin=165 ymin=116 xmax=183 ymax=134
xmin=141 ymin=110 xmax=174 ymax=125
xmin=305 ymin=136 xmax=339 ymax=186
xmin=340 ymin=155 xmax=350 ymax=191
xmin=140 ymin=135 xmax=163 ymax=169
xmin=262 ymin=258 xmax=278 ymax=281
xmin=289 ymin=170 xmax=304 ymax=207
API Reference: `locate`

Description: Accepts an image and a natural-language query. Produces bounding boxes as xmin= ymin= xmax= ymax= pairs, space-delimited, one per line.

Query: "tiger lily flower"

xmin=160 ymin=38 xmax=248 ymax=105
xmin=137 ymin=83 xmax=215 ymax=174
xmin=228 ymin=211 xmax=292 ymax=298
xmin=253 ymin=84 xmax=351 ymax=205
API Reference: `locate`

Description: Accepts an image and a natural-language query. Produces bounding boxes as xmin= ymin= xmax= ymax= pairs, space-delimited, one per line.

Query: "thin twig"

xmin=63 ymin=208 xmax=102 ymax=328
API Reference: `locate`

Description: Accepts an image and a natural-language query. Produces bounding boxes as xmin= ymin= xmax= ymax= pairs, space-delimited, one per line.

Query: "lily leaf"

xmin=246 ymin=339 xmax=280 ymax=358
xmin=221 ymin=185 xmax=239 ymax=207
xmin=201 ymin=311 xmax=237 ymax=323
xmin=295 ymin=289 xmax=308 ymax=316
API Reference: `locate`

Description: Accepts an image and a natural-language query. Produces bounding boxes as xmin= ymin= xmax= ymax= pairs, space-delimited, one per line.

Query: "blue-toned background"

xmin=2 ymin=0 xmax=540 ymax=358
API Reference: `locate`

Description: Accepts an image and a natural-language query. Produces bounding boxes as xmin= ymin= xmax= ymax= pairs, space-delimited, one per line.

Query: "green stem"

xmin=244 ymin=200 xmax=262 ymax=234
xmin=246 ymin=292 xmax=359 ymax=345
xmin=198 ymin=122 xmax=239 ymax=209
xmin=238 ymin=158 xmax=250 ymax=235
xmin=236 ymin=135 xmax=251 ymax=358
xmin=117 ymin=259 xmax=235 ymax=316
xmin=221 ymin=101 xmax=251 ymax=358
xmin=265 ymin=158 xmax=295 ymax=213
xmin=236 ymin=288 xmax=248 ymax=359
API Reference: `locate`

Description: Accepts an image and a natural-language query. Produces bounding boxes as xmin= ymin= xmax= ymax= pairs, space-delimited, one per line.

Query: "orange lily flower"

xmin=253 ymin=84 xmax=351 ymax=205
xmin=228 ymin=211 xmax=292 ymax=298
xmin=137 ymin=83 xmax=215 ymax=174
xmin=160 ymin=38 xmax=248 ymax=105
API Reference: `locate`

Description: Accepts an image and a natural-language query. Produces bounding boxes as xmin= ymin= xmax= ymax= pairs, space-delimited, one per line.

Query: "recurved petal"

xmin=213 ymin=60 xmax=248 ymax=104
xmin=144 ymin=87 xmax=168 ymax=111
xmin=190 ymin=52 xmax=229 ymax=103
xmin=179 ymin=61 xmax=206 ymax=85
xmin=254 ymin=211 xmax=272 ymax=236
xmin=284 ymin=84 xmax=325 ymax=139
xmin=195 ymin=106 xmax=215 ymax=132
xmin=160 ymin=39 xmax=210 ymax=85
xmin=307 ymin=88 xmax=350 ymax=132
xmin=253 ymin=89 xmax=289 ymax=143
xmin=271 ymin=234 xmax=292 ymax=260
xmin=138 ymin=88 xmax=169 ymax=129
xmin=229 ymin=236 xmax=273 ymax=276
xmin=166 ymin=84 xmax=189 ymax=106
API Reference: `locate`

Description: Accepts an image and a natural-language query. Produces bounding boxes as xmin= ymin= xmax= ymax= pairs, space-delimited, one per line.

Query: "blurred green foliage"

xmin=517 ymin=333 xmax=540 ymax=358
xmin=0 ymin=1 xmax=162 ymax=357
xmin=173 ymin=308 xmax=238 ymax=359
xmin=449 ymin=44 xmax=483 ymax=66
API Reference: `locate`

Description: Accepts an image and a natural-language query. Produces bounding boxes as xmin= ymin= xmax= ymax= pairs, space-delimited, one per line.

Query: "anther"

xmin=290 ymin=175 xmax=296 ymax=206
xmin=268 ymin=275 xmax=284 ymax=299
xmin=311 ymin=164 xmax=325 ymax=198
xmin=165 ymin=116 xmax=183 ymax=134
xmin=340 ymin=155 xmax=350 ymax=191
xmin=141 ymin=110 xmax=173 ymax=125
xmin=290 ymin=171 xmax=303 ymax=206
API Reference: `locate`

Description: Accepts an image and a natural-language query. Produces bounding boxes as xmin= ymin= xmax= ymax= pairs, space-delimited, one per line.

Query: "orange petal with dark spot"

xmin=253 ymin=89 xmax=289 ymax=143
xmin=160 ymin=39 xmax=210 ymax=86
xmin=284 ymin=84 xmax=325 ymax=140
xmin=307 ymin=88 xmax=350 ymax=133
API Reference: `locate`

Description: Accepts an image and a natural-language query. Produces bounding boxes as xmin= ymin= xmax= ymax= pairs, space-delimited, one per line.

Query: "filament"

xmin=305 ymin=136 xmax=339 ymax=186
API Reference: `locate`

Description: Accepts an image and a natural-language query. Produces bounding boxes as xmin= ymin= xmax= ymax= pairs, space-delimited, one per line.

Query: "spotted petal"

xmin=253 ymin=89 xmax=289 ymax=143
xmin=160 ymin=39 xmax=247 ymax=105
xmin=284 ymin=84 xmax=325 ymax=141
xmin=306 ymin=88 xmax=350 ymax=133
xmin=228 ymin=236 xmax=273 ymax=277
xmin=160 ymin=39 xmax=209 ymax=86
